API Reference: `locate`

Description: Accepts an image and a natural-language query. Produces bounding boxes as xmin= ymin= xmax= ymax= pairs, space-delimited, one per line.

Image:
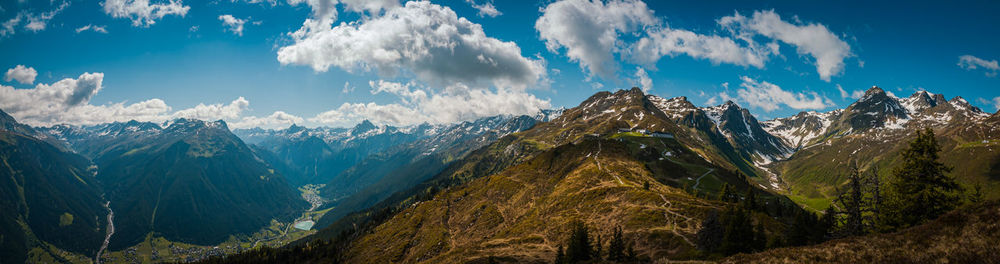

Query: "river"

xmin=95 ymin=200 xmax=114 ymax=264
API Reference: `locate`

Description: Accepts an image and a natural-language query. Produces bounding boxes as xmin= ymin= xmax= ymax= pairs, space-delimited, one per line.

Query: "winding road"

xmin=691 ymin=169 xmax=715 ymax=190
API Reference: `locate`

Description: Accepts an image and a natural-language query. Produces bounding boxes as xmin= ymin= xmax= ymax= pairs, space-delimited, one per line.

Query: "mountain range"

xmin=1 ymin=85 xmax=997 ymax=263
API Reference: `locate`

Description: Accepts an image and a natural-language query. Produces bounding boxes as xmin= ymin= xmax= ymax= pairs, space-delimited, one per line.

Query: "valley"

xmin=2 ymin=85 xmax=998 ymax=263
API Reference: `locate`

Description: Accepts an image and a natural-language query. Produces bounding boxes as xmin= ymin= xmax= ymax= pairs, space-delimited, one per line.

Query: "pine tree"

xmin=742 ymin=189 xmax=758 ymax=211
xmin=566 ymin=221 xmax=592 ymax=263
xmin=753 ymin=222 xmax=767 ymax=252
xmin=695 ymin=210 xmax=723 ymax=253
xmin=817 ymin=206 xmax=835 ymax=242
xmin=718 ymin=183 xmax=736 ymax=203
xmin=554 ymin=244 xmax=565 ymax=264
xmin=784 ymin=210 xmax=817 ymax=246
xmin=720 ymin=207 xmax=754 ymax=255
xmin=886 ymin=128 xmax=961 ymax=229
xmin=625 ymin=241 xmax=636 ymax=261
xmin=608 ymin=226 xmax=625 ymax=261
xmin=969 ymin=184 xmax=984 ymax=205
xmin=594 ymin=234 xmax=603 ymax=261
xmin=834 ymin=165 xmax=865 ymax=236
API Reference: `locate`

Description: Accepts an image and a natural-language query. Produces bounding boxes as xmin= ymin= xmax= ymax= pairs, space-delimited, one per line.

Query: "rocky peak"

xmin=166 ymin=118 xmax=228 ymax=133
xmin=351 ymin=120 xmax=378 ymax=135
xmin=286 ymin=124 xmax=307 ymax=134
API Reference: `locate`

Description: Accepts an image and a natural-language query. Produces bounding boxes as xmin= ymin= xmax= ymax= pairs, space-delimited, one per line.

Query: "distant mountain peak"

xmin=352 ymin=120 xmax=378 ymax=134
xmin=286 ymin=124 xmax=307 ymax=134
xmin=858 ymin=86 xmax=888 ymax=101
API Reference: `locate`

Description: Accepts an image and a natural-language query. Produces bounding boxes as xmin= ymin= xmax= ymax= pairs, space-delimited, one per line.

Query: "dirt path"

xmin=658 ymin=194 xmax=695 ymax=247
xmin=593 ymin=141 xmax=625 ymax=185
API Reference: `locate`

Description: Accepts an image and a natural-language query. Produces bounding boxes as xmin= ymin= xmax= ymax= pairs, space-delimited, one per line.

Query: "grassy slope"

xmin=346 ymin=139 xmax=723 ymax=263
xmin=773 ymin=123 xmax=1000 ymax=211
xmin=725 ymin=201 xmax=1000 ymax=263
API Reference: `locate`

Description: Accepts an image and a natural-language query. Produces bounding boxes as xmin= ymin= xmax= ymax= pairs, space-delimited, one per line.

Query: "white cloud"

xmin=101 ymin=0 xmax=190 ymax=27
xmin=0 ymin=69 xmax=311 ymax=128
xmin=1 ymin=2 xmax=69 ymax=37
xmin=218 ymin=14 xmax=247 ymax=36
xmin=278 ymin=1 xmax=546 ymax=90
xmin=633 ymin=67 xmax=652 ymax=92
xmin=732 ymin=76 xmax=831 ymax=112
xmin=5 ymin=65 xmax=37 ymax=85
xmin=719 ymin=10 xmax=852 ymax=81
xmin=991 ymin=97 xmax=1000 ymax=112
xmin=309 ymin=80 xmax=550 ymax=127
xmin=536 ymin=0 xmax=657 ymax=79
xmin=0 ymin=72 xmax=105 ymax=125
xmin=342 ymin=81 xmax=354 ymax=93
xmin=465 ymin=0 xmax=501 ymax=17
xmin=836 ymin=84 xmax=863 ymax=100
xmin=632 ymin=27 xmax=773 ymax=69
xmin=339 ymin=0 xmax=398 ymax=14
xmin=232 ymin=0 xmax=278 ymax=6
xmin=958 ymin=54 xmax=999 ymax=77
xmin=231 ymin=111 xmax=305 ymax=129
xmin=171 ymin=97 xmax=250 ymax=120
xmin=75 ymin=24 xmax=109 ymax=34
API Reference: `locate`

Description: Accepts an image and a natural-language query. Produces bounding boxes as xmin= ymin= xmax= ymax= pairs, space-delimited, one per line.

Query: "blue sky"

xmin=1 ymin=0 xmax=998 ymax=128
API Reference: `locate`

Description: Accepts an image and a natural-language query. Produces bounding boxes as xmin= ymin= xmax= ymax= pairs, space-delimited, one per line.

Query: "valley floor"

xmin=92 ymin=185 xmax=329 ymax=263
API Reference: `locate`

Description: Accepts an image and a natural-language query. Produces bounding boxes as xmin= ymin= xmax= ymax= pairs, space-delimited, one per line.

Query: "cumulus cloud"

xmin=536 ymin=0 xmax=657 ymax=79
xmin=0 ymin=69 xmax=276 ymax=127
xmin=309 ymin=80 xmax=550 ymax=127
xmin=5 ymin=65 xmax=38 ymax=85
xmin=218 ymin=14 xmax=247 ymax=36
xmin=0 ymin=72 xmax=105 ymax=124
xmin=278 ymin=1 xmax=546 ymax=90
xmin=75 ymin=24 xmax=109 ymax=34
xmin=465 ymin=0 xmax=501 ymax=17
xmin=172 ymin=97 xmax=250 ymax=120
xmin=231 ymin=111 xmax=305 ymax=129
xmin=339 ymin=0 xmax=399 ymax=14
xmin=1 ymin=2 xmax=69 ymax=37
xmin=719 ymin=10 xmax=852 ymax=81
xmin=101 ymin=0 xmax=190 ymax=27
xmin=232 ymin=0 xmax=278 ymax=6
xmin=836 ymin=84 xmax=863 ymax=100
xmin=730 ymin=76 xmax=832 ymax=112
xmin=958 ymin=54 xmax=999 ymax=77
xmin=536 ymin=2 xmax=849 ymax=82
xmin=633 ymin=67 xmax=652 ymax=92
xmin=631 ymin=27 xmax=774 ymax=69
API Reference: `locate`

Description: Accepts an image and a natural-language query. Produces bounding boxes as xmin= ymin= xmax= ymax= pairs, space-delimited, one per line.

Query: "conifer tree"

xmin=720 ymin=207 xmax=754 ymax=255
xmin=554 ymin=244 xmax=565 ymax=264
xmin=608 ymin=226 xmax=625 ymax=261
xmin=885 ymin=128 xmax=961 ymax=229
xmin=695 ymin=211 xmax=723 ymax=253
xmin=566 ymin=221 xmax=592 ymax=263
xmin=753 ymin=222 xmax=767 ymax=252
xmin=594 ymin=234 xmax=603 ymax=261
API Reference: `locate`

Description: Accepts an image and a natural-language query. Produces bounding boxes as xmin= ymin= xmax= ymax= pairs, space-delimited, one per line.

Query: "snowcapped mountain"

xmin=762 ymin=110 xmax=840 ymax=149
xmin=763 ymin=86 xmax=992 ymax=149
xmin=762 ymin=86 xmax=1000 ymax=205
xmin=648 ymin=95 xmax=792 ymax=167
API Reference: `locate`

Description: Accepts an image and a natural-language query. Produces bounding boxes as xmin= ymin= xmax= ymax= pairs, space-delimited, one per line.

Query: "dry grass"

xmin=346 ymin=140 xmax=724 ymax=263
xmin=724 ymin=201 xmax=1000 ymax=264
